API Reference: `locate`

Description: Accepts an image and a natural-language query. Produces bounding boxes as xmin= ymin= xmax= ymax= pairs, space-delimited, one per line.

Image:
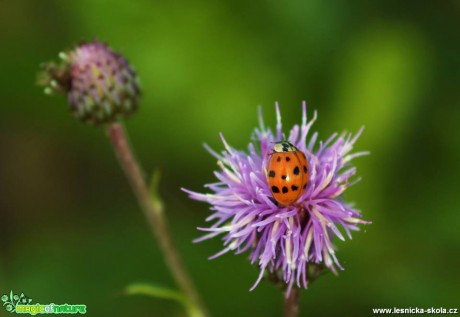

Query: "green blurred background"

xmin=1 ymin=0 xmax=459 ymax=316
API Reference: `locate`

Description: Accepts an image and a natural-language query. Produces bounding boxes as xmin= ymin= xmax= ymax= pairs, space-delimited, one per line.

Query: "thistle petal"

xmin=184 ymin=103 xmax=370 ymax=290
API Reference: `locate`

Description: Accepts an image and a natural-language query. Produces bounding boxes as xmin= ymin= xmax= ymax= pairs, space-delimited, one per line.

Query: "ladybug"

xmin=266 ymin=141 xmax=309 ymax=206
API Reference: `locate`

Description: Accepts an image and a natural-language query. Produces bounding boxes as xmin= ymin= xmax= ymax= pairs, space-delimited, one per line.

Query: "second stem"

xmin=106 ymin=122 xmax=208 ymax=317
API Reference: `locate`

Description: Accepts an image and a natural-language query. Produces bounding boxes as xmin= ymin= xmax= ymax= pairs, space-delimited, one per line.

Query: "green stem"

xmin=106 ymin=122 xmax=209 ymax=317
xmin=284 ymin=287 xmax=300 ymax=317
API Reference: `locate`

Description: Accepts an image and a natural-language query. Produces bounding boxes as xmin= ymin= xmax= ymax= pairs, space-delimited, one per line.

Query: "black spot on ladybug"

xmin=293 ymin=166 xmax=300 ymax=175
xmin=282 ymin=186 xmax=288 ymax=194
xmin=281 ymin=175 xmax=287 ymax=180
xmin=286 ymin=157 xmax=291 ymax=162
xmin=272 ymin=186 xmax=280 ymax=193
xmin=269 ymin=170 xmax=276 ymax=178
xmin=291 ymin=185 xmax=299 ymax=191
xmin=276 ymin=156 xmax=281 ymax=162
xmin=303 ymin=183 xmax=307 ymax=189
xmin=303 ymin=165 xmax=308 ymax=173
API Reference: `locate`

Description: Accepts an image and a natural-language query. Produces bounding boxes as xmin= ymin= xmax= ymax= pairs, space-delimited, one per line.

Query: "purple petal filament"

xmin=183 ymin=102 xmax=370 ymax=292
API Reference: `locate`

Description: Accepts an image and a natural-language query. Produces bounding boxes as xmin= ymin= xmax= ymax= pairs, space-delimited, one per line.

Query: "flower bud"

xmin=39 ymin=41 xmax=141 ymax=125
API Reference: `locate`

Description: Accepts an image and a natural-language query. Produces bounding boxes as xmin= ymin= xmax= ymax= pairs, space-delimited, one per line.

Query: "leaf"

xmin=148 ymin=169 xmax=164 ymax=215
xmin=125 ymin=283 xmax=203 ymax=317
xmin=125 ymin=283 xmax=185 ymax=302
xmin=148 ymin=169 xmax=161 ymax=198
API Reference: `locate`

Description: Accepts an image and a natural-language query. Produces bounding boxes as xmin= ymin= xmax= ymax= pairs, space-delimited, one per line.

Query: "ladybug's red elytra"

xmin=266 ymin=141 xmax=309 ymax=206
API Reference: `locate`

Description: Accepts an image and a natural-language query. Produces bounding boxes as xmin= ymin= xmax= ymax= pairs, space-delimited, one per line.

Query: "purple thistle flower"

xmin=183 ymin=102 xmax=371 ymax=293
xmin=38 ymin=40 xmax=140 ymax=125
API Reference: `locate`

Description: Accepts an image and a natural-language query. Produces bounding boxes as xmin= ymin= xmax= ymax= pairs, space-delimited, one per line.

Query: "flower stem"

xmin=106 ymin=122 xmax=209 ymax=317
xmin=284 ymin=287 xmax=300 ymax=317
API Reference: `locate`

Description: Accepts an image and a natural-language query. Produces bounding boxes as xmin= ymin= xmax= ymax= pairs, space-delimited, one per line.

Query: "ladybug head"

xmin=273 ymin=141 xmax=297 ymax=153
